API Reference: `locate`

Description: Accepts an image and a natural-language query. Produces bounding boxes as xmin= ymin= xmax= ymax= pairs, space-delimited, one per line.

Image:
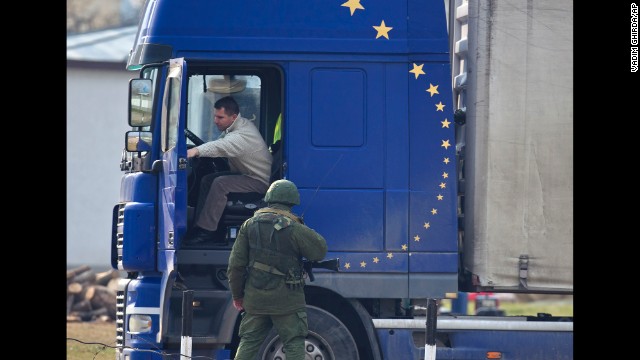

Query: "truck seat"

xmin=220 ymin=139 xmax=282 ymax=226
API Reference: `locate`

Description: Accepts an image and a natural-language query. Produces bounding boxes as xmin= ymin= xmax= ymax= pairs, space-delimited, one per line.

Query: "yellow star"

xmin=441 ymin=118 xmax=451 ymax=128
xmin=387 ymin=252 xmax=394 ymax=259
xmin=341 ymin=0 xmax=364 ymax=16
xmin=442 ymin=172 xmax=449 ymax=178
xmin=426 ymin=83 xmax=439 ymax=97
xmin=373 ymin=257 xmax=380 ymax=263
xmin=373 ymin=20 xmax=393 ymax=39
xmin=401 ymin=244 xmax=408 ymax=250
xmin=435 ymin=102 xmax=445 ymax=111
xmin=423 ymin=222 xmax=431 ymax=229
xmin=437 ymin=194 xmax=444 ymax=200
xmin=443 ymin=157 xmax=450 ymax=164
xmin=360 ymin=261 xmax=367 ymax=268
xmin=414 ymin=235 xmax=421 ymax=242
xmin=439 ymin=182 xmax=446 ymax=189
xmin=344 ymin=262 xmax=351 ymax=269
xmin=431 ymin=208 xmax=438 ymax=215
xmin=409 ymin=63 xmax=425 ymax=79
xmin=441 ymin=139 xmax=451 ymax=149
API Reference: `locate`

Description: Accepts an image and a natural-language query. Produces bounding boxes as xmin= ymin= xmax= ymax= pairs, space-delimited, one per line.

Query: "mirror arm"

xmin=150 ymin=160 xmax=164 ymax=174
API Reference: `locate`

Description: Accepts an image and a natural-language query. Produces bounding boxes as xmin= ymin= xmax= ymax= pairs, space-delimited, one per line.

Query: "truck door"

xmin=158 ymin=58 xmax=188 ymax=265
xmin=153 ymin=58 xmax=189 ymax=339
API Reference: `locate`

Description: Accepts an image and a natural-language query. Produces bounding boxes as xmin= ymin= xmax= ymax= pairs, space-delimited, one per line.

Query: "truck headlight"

xmin=128 ymin=314 xmax=152 ymax=333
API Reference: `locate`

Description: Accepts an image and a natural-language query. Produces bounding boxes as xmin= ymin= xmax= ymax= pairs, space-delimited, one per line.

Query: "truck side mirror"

xmin=126 ymin=131 xmax=153 ymax=152
xmin=129 ymin=79 xmax=153 ymax=127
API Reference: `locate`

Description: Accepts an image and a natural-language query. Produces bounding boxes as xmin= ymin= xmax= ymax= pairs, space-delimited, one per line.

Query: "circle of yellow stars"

xmin=407 ymin=62 xmax=452 ymax=250
xmin=340 ymin=0 xmax=393 ymax=40
xmin=336 ymin=2 xmax=453 ymax=271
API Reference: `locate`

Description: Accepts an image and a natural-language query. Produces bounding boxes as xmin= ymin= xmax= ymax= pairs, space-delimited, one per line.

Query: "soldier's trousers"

xmin=234 ymin=309 xmax=308 ymax=360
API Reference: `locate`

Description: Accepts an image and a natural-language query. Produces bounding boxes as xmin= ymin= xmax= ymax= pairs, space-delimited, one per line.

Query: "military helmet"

xmin=264 ymin=179 xmax=300 ymax=205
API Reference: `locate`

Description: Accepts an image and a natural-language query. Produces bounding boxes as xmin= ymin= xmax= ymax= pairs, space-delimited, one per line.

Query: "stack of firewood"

xmin=67 ymin=265 xmax=120 ymax=322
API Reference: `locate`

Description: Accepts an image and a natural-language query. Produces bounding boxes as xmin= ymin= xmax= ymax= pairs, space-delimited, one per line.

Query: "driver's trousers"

xmin=194 ymin=172 xmax=268 ymax=231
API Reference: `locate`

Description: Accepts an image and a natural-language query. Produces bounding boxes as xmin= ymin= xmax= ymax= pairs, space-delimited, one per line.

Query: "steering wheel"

xmin=185 ymin=128 xmax=205 ymax=146
xmin=185 ymin=128 xmax=229 ymax=169
xmin=185 ymin=128 xmax=203 ymax=175
xmin=184 ymin=128 xmax=229 ymax=171
xmin=185 ymin=128 xmax=230 ymax=206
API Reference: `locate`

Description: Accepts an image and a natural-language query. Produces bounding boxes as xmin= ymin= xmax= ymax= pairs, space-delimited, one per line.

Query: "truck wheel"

xmin=258 ymin=305 xmax=359 ymax=360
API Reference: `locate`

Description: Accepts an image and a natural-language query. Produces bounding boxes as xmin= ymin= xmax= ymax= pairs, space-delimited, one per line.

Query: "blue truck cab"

xmin=112 ymin=0 xmax=572 ymax=359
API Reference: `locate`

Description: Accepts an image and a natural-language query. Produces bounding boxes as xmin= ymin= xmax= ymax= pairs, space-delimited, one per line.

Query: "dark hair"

xmin=214 ymin=96 xmax=240 ymax=116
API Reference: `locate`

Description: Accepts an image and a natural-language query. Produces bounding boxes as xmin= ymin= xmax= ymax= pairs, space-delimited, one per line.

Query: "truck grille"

xmin=115 ymin=290 xmax=125 ymax=347
xmin=116 ymin=204 xmax=125 ymax=266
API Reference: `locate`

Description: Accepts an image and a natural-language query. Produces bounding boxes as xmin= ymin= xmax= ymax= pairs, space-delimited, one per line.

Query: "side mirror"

xmin=126 ymin=131 xmax=153 ymax=152
xmin=129 ymin=79 xmax=153 ymax=127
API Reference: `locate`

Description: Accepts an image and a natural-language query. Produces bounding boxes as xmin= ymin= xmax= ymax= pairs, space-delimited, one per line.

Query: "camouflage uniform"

xmin=227 ymin=180 xmax=328 ymax=360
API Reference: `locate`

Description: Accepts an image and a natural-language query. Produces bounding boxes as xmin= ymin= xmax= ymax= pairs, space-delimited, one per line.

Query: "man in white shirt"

xmin=184 ymin=96 xmax=273 ymax=245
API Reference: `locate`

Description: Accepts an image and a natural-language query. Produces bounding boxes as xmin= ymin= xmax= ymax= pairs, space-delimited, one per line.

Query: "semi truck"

xmin=112 ymin=0 xmax=573 ymax=358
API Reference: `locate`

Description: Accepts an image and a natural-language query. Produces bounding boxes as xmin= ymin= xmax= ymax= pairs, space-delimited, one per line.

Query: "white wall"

xmin=67 ymin=64 xmax=135 ymax=268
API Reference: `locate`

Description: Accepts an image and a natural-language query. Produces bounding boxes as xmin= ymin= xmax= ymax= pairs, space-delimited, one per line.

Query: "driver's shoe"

xmin=183 ymin=227 xmax=217 ymax=245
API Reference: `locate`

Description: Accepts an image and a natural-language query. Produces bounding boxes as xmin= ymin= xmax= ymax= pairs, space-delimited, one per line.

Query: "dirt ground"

xmin=66 ymin=320 xmax=116 ymax=360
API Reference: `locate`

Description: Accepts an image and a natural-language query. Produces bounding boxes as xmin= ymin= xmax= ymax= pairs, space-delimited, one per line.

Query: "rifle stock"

xmin=303 ymin=258 xmax=340 ymax=282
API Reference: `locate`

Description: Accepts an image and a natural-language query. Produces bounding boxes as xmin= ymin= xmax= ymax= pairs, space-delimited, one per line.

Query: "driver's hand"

xmin=187 ymin=147 xmax=200 ymax=158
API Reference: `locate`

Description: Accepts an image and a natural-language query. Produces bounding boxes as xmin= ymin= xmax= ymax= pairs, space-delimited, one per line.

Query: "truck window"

xmin=163 ymin=77 xmax=181 ymax=152
xmin=161 ymin=63 xmax=183 ymax=153
xmin=186 ymin=74 xmax=263 ymax=143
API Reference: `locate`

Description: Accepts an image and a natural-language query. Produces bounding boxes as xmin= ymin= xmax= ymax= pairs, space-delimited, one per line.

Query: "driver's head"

xmin=213 ymin=96 xmax=240 ymax=132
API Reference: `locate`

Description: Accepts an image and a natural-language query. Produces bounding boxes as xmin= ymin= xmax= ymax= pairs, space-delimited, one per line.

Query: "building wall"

xmin=67 ymin=0 xmax=143 ymax=33
xmin=67 ymin=63 xmax=134 ymax=268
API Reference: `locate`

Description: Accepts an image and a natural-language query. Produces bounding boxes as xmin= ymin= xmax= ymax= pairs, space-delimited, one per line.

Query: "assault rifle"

xmin=302 ymin=258 xmax=340 ymax=282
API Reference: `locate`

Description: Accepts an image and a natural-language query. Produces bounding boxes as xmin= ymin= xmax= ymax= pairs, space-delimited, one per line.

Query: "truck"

xmin=112 ymin=0 xmax=573 ymax=359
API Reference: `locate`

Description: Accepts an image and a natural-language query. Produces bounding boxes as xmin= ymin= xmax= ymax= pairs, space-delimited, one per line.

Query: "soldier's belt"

xmin=251 ymin=261 xmax=285 ymax=276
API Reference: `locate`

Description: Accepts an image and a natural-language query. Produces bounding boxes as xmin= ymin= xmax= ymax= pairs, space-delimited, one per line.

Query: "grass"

xmin=440 ymin=295 xmax=574 ymax=317
xmin=499 ymin=300 xmax=573 ymax=317
xmin=66 ymin=321 xmax=116 ymax=360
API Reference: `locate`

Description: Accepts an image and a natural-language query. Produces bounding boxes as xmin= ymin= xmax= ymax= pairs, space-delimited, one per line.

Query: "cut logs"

xmin=67 ymin=265 xmax=121 ymax=322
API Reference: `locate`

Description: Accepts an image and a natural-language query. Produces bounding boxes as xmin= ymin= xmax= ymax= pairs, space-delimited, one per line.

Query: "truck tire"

xmin=258 ymin=305 xmax=359 ymax=360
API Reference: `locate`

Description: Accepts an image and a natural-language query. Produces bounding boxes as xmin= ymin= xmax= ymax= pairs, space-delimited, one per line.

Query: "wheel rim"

xmin=257 ymin=305 xmax=359 ymax=360
xmin=261 ymin=330 xmax=334 ymax=360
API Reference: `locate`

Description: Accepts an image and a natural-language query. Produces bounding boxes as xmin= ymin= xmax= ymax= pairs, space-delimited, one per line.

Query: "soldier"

xmin=227 ymin=179 xmax=328 ymax=360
